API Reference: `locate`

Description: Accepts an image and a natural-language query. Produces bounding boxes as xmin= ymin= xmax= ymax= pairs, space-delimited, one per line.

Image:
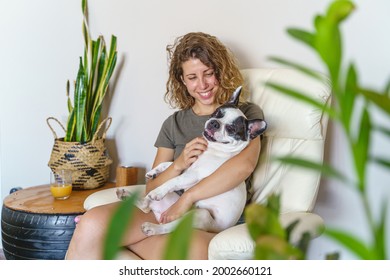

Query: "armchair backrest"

xmin=241 ymin=68 xmax=331 ymax=213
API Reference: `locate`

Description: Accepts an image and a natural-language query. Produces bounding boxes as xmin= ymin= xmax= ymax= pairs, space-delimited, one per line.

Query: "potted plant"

xmin=47 ymin=0 xmax=117 ymax=189
xmin=268 ymin=0 xmax=389 ymax=259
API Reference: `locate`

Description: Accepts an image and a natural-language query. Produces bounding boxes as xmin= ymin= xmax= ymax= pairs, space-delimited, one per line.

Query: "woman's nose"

xmin=198 ymin=77 xmax=208 ymax=89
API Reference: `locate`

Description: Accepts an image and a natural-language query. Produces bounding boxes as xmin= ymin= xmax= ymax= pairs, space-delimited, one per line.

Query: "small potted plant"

xmin=47 ymin=0 xmax=117 ymax=189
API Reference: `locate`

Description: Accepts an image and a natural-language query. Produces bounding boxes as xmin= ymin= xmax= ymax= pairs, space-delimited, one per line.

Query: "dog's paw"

xmin=116 ymin=188 xmax=130 ymax=200
xmin=141 ymin=222 xmax=156 ymax=236
xmin=147 ymin=189 xmax=165 ymax=201
xmin=136 ymin=197 xmax=151 ymax=213
xmin=145 ymin=162 xmax=173 ymax=180
xmin=145 ymin=170 xmax=158 ymax=180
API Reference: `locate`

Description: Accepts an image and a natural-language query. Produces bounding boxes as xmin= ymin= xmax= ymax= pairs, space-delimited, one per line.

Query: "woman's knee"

xmin=74 ymin=203 xmax=119 ymax=240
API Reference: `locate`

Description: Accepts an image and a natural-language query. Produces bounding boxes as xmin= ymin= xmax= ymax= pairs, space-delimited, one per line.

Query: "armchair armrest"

xmin=208 ymin=212 xmax=324 ymax=260
xmin=83 ymin=184 xmax=146 ymax=210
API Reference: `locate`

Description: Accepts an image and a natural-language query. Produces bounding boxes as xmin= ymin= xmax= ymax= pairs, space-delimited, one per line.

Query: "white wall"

xmin=1 ymin=0 xmax=389 ymax=259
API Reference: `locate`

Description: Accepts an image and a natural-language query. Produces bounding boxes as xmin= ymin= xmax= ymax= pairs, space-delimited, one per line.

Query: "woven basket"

xmin=47 ymin=117 xmax=113 ymax=190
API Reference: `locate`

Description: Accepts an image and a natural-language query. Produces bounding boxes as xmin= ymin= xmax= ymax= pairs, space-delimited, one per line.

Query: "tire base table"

xmin=1 ymin=182 xmax=115 ymax=260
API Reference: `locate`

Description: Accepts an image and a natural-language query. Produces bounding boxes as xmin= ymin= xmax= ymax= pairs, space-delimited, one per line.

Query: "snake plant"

xmin=64 ymin=0 xmax=117 ymax=143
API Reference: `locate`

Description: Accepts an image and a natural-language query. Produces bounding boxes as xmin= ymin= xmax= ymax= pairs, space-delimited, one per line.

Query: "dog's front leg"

xmin=145 ymin=162 xmax=173 ymax=179
xmin=147 ymin=174 xmax=199 ymax=201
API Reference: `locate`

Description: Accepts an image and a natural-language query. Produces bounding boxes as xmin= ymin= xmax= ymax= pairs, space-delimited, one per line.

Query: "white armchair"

xmin=83 ymin=68 xmax=332 ymax=260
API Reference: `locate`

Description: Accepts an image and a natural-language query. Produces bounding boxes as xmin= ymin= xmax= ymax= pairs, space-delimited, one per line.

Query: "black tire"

xmin=1 ymin=205 xmax=77 ymax=260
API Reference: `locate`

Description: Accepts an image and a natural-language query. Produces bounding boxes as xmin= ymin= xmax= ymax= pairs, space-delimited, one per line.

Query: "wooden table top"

xmin=3 ymin=182 xmax=116 ymax=215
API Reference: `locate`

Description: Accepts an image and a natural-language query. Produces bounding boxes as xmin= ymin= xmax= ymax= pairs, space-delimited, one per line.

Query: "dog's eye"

xmin=226 ymin=125 xmax=236 ymax=135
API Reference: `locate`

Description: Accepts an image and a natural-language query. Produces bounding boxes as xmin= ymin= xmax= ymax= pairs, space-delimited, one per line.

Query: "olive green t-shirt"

xmin=154 ymin=102 xmax=264 ymax=203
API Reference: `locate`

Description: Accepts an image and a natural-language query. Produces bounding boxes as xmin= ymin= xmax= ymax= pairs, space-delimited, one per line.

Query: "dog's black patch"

xmin=226 ymin=116 xmax=248 ymax=141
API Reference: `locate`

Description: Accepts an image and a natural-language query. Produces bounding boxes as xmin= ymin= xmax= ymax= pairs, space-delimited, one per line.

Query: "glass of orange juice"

xmin=50 ymin=170 xmax=72 ymax=200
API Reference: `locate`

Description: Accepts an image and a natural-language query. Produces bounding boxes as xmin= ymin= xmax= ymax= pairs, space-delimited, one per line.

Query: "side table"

xmin=1 ymin=182 xmax=115 ymax=260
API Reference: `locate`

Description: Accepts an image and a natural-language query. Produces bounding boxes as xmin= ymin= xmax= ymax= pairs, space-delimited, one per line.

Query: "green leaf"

xmin=65 ymin=110 xmax=76 ymax=141
xmin=285 ymin=219 xmax=300 ymax=243
xmin=82 ymin=0 xmax=90 ymax=49
xmin=314 ymin=18 xmax=342 ymax=84
xmin=340 ymin=63 xmax=358 ymax=133
xmin=163 ymin=212 xmax=194 ymax=260
xmin=66 ymin=80 xmax=73 ymax=113
xmin=384 ymin=78 xmax=390 ymax=97
xmin=325 ymin=228 xmax=377 ymax=259
xmin=312 ymin=1 xmax=354 ymax=86
xmin=245 ymin=203 xmax=286 ymax=240
xmin=74 ymin=58 xmax=87 ymax=142
xmin=371 ymin=157 xmax=390 ymax=170
xmin=266 ymin=193 xmax=281 ymax=216
xmin=374 ymin=125 xmax=390 ymax=138
xmin=373 ymin=201 xmax=388 ymax=259
xmin=360 ymin=87 xmax=390 ymax=116
xmin=265 ymin=82 xmax=338 ymax=120
xmin=287 ymin=28 xmax=315 ymax=49
xmin=267 ymin=56 xmax=325 ymax=81
xmin=325 ymin=252 xmax=340 ymax=260
xmin=326 ymin=0 xmax=356 ymax=23
xmin=103 ymin=191 xmax=139 ymax=260
xmin=316 ymin=1 xmax=354 ymax=83
xmin=255 ymin=235 xmax=304 ymax=260
xmin=275 ymin=156 xmax=348 ymax=182
xmin=352 ymin=108 xmax=371 ymax=192
xmin=296 ymin=232 xmax=311 ymax=256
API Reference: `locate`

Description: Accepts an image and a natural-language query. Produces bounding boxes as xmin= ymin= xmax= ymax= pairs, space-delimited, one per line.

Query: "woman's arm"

xmin=159 ymin=137 xmax=261 ymax=223
xmin=146 ymin=137 xmax=208 ymax=193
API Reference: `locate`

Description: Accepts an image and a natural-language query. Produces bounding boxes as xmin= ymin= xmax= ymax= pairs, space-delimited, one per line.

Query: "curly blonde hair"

xmin=165 ymin=32 xmax=246 ymax=109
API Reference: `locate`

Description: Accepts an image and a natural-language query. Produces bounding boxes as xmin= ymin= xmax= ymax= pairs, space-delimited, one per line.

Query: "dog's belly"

xmin=195 ymin=182 xmax=247 ymax=229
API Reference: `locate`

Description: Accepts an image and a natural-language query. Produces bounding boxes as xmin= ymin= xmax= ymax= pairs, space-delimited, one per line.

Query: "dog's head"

xmin=203 ymin=86 xmax=267 ymax=149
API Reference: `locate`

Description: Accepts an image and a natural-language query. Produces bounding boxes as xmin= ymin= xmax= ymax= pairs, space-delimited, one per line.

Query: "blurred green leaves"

xmin=246 ymin=194 xmax=304 ymax=260
xmin=268 ymin=0 xmax=390 ymax=259
xmin=103 ymin=191 xmax=139 ymax=260
xmin=163 ymin=212 xmax=194 ymax=260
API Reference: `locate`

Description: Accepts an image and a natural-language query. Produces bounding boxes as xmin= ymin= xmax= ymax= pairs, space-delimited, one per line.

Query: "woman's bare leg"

xmin=129 ymin=230 xmax=216 ymax=259
xmin=66 ymin=201 xmax=157 ymax=259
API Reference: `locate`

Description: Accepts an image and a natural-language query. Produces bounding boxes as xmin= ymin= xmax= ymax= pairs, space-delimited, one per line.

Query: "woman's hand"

xmin=159 ymin=193 xmax=194 ymax=224
xmin=173 ymin=137 xmax=208 ymax=173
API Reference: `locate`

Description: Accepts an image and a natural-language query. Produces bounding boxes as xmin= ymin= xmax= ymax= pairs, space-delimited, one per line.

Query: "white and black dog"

xmin=117 ymin=86 xmax=267 ymax=236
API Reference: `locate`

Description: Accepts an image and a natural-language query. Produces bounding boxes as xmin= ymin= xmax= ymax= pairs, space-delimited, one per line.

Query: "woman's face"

xmin=181 ymin=58 xmax=219 ymax=113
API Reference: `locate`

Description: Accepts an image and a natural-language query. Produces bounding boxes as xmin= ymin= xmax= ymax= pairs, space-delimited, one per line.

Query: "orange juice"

xmin=50 ymin=184 xmax=72 ymax=199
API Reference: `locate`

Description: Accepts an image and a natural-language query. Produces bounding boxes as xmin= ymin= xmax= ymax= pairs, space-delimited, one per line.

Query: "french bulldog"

xmin=117 ymin=86 xmax=267 ymax=236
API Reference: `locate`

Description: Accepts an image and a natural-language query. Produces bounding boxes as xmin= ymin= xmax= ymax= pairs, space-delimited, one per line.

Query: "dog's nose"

xmin=208 ymin=120 xmax=220 ymax=130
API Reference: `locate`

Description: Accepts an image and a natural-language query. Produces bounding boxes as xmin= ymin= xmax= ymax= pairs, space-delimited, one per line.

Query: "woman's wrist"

xmin=181 ymin=190 xmax=196 ymax=206
xmin=172 ymin=160 xmax=185 ymax=174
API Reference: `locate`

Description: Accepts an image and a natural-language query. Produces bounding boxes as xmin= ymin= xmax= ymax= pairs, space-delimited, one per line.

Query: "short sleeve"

xmin=154 ymin=115 xmax=175 ymax=149
xmin=239 ymin=102 xmax=264 ymax=120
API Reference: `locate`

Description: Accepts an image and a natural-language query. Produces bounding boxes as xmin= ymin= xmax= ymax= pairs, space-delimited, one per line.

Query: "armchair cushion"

xmin=208 ymin=212 xmax=324 ymax=260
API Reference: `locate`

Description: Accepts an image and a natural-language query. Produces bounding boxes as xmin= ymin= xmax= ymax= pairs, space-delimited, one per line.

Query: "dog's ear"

xmin=227 ymin=86 xmax=242 ymax=107
xmin=247 ymin=119 xmax=267 ymax=140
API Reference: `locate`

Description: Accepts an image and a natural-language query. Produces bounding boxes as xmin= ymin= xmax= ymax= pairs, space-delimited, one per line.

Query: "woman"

xmin=66 ymin=32 xmax=263 ymax=259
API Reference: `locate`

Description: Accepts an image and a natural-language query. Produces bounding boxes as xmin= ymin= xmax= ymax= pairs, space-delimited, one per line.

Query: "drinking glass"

xmin=50 ymin=170 xmax=73 ymax=200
